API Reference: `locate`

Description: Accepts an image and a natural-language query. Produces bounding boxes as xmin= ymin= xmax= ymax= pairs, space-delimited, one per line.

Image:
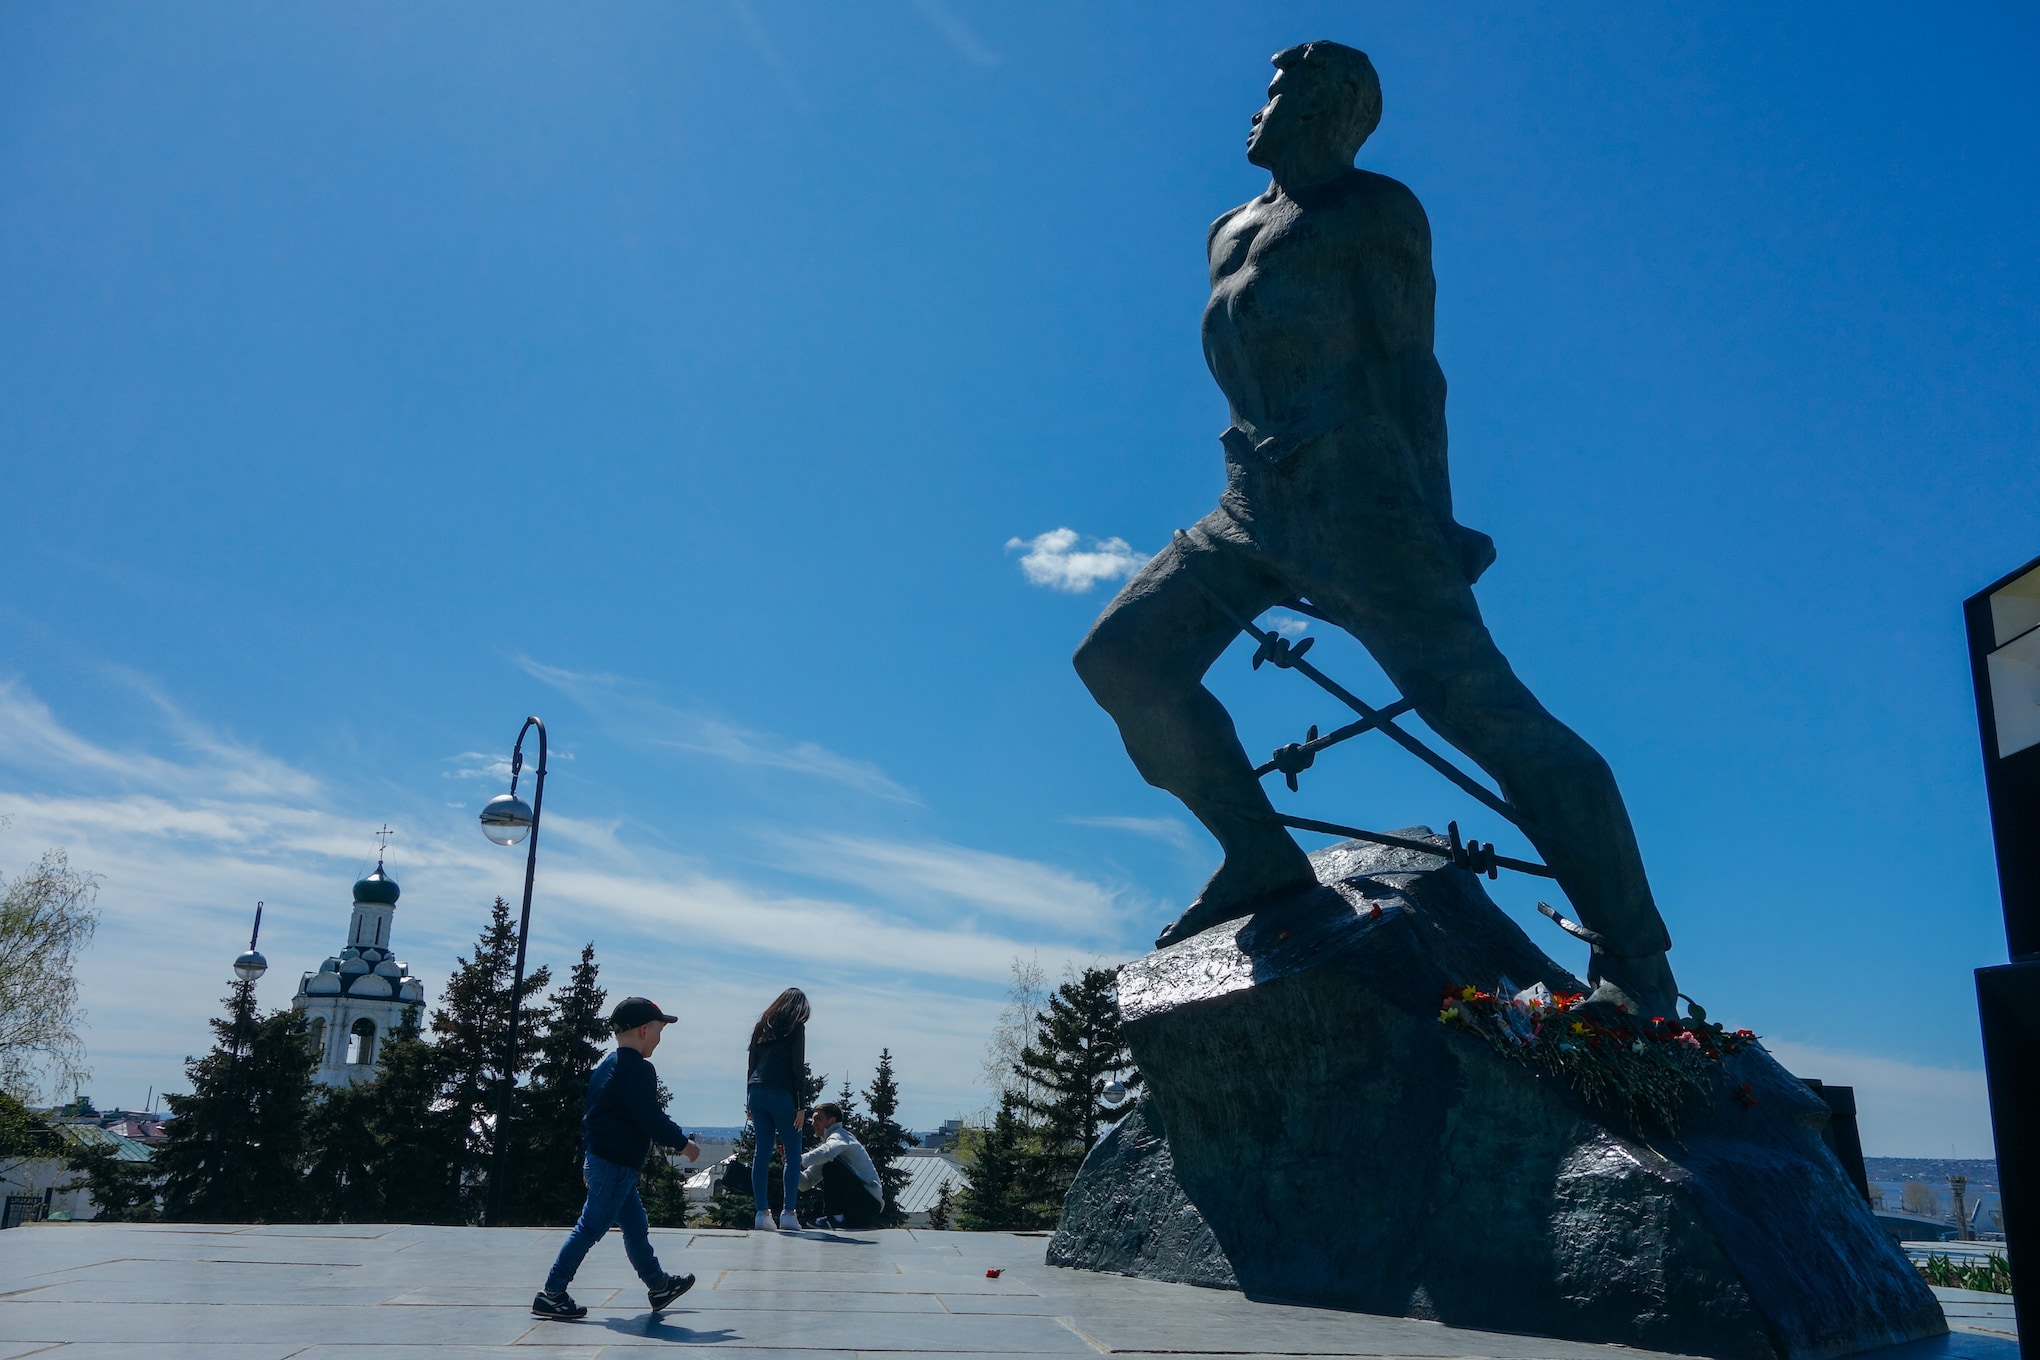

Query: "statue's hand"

xmin=1451 ymin=524 xmax=1496 ymax=584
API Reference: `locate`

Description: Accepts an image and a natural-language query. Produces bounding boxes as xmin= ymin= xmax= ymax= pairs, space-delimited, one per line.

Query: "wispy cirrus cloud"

xmin=909 ymin=0 xmax=999 ymax=67
xmin=1064 ymin=813 xmax=1202 ymax=854
xmin=1005 ymin=528 xmax=1146 ymax=594
xmin=518 ymin=658 xmax=916 ymax=803
xmin=761 ymin=831 xmax=1143 ymax=939
xmin=0 ymin=673 xmax=1128 ymax=1120
xmin=0 ymin=677 xmax=319 ymax=803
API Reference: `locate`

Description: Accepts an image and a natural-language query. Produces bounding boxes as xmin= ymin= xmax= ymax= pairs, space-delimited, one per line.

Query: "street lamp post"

xmin=231 ymin=905 xmax=269 ymax=1076
xmin=213 ymin=902 xmax=267 ymax=1217
xmin=479 ymin=717 xmax=547 ymax=1228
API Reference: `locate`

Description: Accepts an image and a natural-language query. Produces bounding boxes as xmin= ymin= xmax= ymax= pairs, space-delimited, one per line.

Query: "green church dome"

xmin=352 ymin=866 xmax=400 ymax=905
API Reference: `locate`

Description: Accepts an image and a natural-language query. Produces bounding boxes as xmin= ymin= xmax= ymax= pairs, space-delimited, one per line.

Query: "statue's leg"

xmin=1074 ymin=521 xmax=1316 ymax=946
xmin=1305 ymin=520 xmax=1677 ymax=1011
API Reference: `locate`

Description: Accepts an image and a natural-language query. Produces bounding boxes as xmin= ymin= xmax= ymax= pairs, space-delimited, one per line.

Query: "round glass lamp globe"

xmin=233 ymin=949 xmax=268 ymax=982
xmin=1100 ymin=1079 xmax=1129 ymax=1110
xmin=480 ymin=793 xmax=535 ymax=846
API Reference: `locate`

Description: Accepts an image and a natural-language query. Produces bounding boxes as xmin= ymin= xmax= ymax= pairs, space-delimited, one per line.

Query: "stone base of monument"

xmin=1048 ymin=834 xmax=1944 ymax=1360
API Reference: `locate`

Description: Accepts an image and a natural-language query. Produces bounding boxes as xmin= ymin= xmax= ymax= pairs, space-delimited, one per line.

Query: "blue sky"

xmin=1 ymin=3 xmax=2034 ymax=1152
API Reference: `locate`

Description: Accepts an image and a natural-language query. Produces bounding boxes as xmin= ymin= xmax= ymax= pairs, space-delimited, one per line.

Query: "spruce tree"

xmin=956 ymin=1091 xmax=1044 ymax=1230
xmin=354 ymin=1009 xmax=469 ymax=1224
xmin=1014 ymin=966 xmax=1139 ymax=1210
xmin=298 ymin=1005 xmax=466 ymax=1225
xmin=852 ymin=1049 xmax=912 ymax=1226
xmin=428 ymin=897 xmax=551 ymax=1220
xmin=513 ymin=943 xmax=607 ymax=1225
xmin=63 ymin=1138 xmax=160 ymax=1220
xmin=303 ymin=1076 xmax=383 ymax=1223
xmin=154 ymin=987 xmax=317 ymax=1222
xmin=926 ymin=1178 xmax=954 ymax=1231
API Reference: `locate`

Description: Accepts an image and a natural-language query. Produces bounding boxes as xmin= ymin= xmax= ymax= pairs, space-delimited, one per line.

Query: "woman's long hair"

xmin=751 ymin=987 xmax=810 ymax=1047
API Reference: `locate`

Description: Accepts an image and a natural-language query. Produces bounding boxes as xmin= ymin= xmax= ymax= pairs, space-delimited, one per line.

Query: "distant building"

xmin=291 ymin=858 xmax=428 ymax=1087
xmin=893 ymin=1148 xmax=969 ymax=1227
xmin=0 ymin=1107 xmax=154 ymax=1227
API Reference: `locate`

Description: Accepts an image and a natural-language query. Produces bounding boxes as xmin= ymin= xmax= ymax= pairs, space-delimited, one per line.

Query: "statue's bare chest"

xmin=1204 ymin=198 xmax=1359 ymax=362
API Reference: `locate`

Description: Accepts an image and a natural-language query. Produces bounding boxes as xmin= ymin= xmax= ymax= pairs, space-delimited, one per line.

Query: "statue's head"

xmin=1247 ymin=41 xmax=1382 ymax=174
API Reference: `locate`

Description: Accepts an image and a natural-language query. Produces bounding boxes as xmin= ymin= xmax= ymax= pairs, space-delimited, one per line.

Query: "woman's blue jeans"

xmin=747 ymin=1083 xmax=801 ymax=1215
xmin=544 ymin=1152 xmax=666 ymax=1293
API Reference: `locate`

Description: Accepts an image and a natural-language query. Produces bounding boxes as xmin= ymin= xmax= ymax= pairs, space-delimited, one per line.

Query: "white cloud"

xmin=443 ymin=751 xmax=515 ymax=781
xmin=1005 ymin=528 xmax=1145 ymax=594
xmin=763 ymin=832 xmax=1140 ymax=939
xmin=1762 ymin=1039 xmax=1995 ymax=1158
xmin=518 ymin=658 xmax=916 ymax=803
xmin=0 ymin=675 xmax=1131 ymax=1124
xmin=908 ymin=0 xmax=999 ymax=66
xmin=1065 ymin=814 xmax=1202 ymax=853
xmin=1266 ymin=613 xmax=1311 ymax=637
xmin=0 ymin=677 xmax=319 ymax=803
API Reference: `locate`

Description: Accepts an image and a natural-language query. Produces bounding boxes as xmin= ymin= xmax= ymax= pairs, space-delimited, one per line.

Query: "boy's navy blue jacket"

xmin=583 ymin=1046 xmax=690 ymax=1169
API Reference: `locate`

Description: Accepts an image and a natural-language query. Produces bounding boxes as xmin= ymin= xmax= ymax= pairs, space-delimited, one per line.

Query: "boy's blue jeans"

xmin=747 ymin=1083 xmax=801 ymax=1214
xmin=544 ymin=1152 xmax=667 ymax=1293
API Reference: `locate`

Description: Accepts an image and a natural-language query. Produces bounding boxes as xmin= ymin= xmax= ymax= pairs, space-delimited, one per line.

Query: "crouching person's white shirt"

xmin=799 ymin=1125 xmax=883 ymax=1202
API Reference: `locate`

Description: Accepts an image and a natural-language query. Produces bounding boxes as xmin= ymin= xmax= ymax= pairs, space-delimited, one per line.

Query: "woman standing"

xmin=746 ymin=987 xmax=810 ymax=1231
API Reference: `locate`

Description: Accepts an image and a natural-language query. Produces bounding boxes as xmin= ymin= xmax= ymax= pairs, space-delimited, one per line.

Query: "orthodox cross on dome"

xmin=375 ymin=823 xmax=394 ymax=865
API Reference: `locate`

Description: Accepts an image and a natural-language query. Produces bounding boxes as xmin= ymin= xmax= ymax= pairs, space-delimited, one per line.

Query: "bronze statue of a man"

xmin=1075 ymin=41 xmax=1676 ymax=1011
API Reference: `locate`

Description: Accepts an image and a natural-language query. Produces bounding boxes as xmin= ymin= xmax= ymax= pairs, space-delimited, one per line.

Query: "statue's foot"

xmin=1587 ymin=950 xmax=1678 ymax=1020
xmin=1156 ymin=858 xmax=1321 ymax=949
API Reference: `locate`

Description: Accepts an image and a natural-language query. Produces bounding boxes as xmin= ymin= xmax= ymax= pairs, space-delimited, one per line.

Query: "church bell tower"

xmin=292 ymin=836 xmax=428 ymax=1088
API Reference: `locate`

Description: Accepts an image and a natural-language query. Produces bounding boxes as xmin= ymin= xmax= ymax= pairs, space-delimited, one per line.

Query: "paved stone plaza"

xmin=0 ymin=1222 xmax=2017 ymax=1360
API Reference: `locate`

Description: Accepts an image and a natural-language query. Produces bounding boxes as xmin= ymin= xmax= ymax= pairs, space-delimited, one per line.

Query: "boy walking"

xmin=532 ymin=997 xmax=702 ymax=1319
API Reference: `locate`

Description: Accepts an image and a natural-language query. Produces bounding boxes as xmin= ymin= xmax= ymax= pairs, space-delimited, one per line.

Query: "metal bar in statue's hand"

xmin=1271 ymin=812 xmax=1557 ymax=879
xmin=1172 ymin=531 xmax=1521 ymax=828
xmin=1274 ymin=647 xmax=1521 ymax=827
xmin=1252 ymin=699 xmax=1418 ymax=779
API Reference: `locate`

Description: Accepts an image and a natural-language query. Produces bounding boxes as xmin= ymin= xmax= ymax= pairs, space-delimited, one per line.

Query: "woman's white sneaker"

xmin=778 ymin=1210 xmax=802 ymax=1231
xmin=753 ymin=1210 xmax=774 ymax=1231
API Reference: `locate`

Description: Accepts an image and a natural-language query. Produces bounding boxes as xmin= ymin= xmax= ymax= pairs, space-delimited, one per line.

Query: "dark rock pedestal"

xmin=1049 ymin=834 xmax=1943 ymax=1360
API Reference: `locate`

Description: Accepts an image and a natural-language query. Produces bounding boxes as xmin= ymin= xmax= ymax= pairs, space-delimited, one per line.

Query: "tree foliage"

xmin=979 ymin=958 xmax=1047 ymax=1105
xmin=148 ymin=899 xmax=565 ymax=1226
xmin=429 ymin=896 xmax=552 ymax=1218
xmin=848 ymin=1048 xmax=913 ymax=1227
xmin=62 ymin=1137 xmax=161 ymax=1221
xmin=0 ymin=1090 xmax=58 ymax=1175
xmin=299 ymin=1007 xmax=469 ymax=1224
xmin=959 ymin=962 xmax=1140 ymax=1230
xmin=153 ymin=986 xmax=318 ymax=1222
xmin=1014 ymin=966 xmax=1140 ymax=1188
xmin=0 ymin=848 xmax=100 ymax=1100
xmin=511 ymin=943 xmax=607 ymax=1225
xmin=927 ymin=1178 xmax=954 ymax=1231
xmin=956 ymin=1091 xmax=1051 ymax=1230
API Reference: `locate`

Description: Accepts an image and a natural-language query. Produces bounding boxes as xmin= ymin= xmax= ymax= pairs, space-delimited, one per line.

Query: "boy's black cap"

xmin=610 ymin=997 xmax=677 ymax=1031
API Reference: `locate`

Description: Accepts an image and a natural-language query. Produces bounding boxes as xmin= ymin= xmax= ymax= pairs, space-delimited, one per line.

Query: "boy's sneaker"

xmin=778 ymin=1210 xmax=803 ymax=1231
xmin=649 ymin=1272 xmax=695 ymax=1312
xmin=752 ymin=1209 xmax=774 ymax=1231
xmin=531 ymin=1289 xmax=588 ymax=1319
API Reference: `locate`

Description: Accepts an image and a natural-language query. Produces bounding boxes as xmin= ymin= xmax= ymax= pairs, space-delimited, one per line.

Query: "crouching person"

xmin=533 ymin=997 xmax=702 ymax=1319
xmin=799 ymin=1102 xmax=885 ymax=1230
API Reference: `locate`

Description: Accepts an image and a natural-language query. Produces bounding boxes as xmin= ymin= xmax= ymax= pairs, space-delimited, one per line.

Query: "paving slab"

xmin=0 ymin=1222 xmax=2019 ymax=1360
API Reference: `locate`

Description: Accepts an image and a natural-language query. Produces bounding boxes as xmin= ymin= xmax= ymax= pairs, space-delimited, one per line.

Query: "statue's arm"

xmin=1356 ymin=183 xmax=1494 ymax=581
